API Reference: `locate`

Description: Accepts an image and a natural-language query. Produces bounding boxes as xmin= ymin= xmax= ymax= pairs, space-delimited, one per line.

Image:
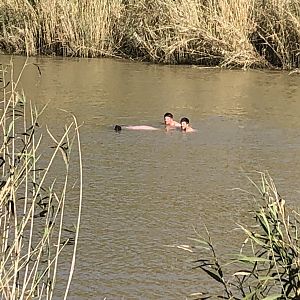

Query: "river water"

xmin=1 ymin=55 xmax=300 ymax=299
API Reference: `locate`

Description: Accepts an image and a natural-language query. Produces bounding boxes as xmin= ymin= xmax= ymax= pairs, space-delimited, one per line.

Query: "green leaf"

xmin=240 ymin=227 xmax=267 ymax=246
xmin=258 ymin=211 xmax=271 ymax=236
xmin=257 ymin=275 xmax=279 ymax=281
xmin=200 ymin=267 xmax=223 ymax=284
xmin=261 ymin=294 xmax=281 ymax=300
xmin=242 ymin=290 xmax=257 ymax=300
xmin=236 ymin=254 xmax=270 ymax=264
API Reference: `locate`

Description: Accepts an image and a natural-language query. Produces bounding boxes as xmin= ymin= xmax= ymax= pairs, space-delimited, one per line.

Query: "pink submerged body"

xmin=124 ymin=125 xmax=159 ymax=131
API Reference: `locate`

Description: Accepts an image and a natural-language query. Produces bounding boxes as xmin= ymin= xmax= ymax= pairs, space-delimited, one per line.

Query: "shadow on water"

xmin=2 ymin=55 xmax=300 ymax=298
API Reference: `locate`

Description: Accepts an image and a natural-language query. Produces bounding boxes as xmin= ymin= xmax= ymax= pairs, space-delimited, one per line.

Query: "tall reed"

xmin=0 ymin=0 xmax=123 ymax=57
xmin=179 ymin=172 xmax=300 ymax=299
xmin=253 ymin=0 xmax=300 ymax=69
xmin=0 ymin=59 xmax=82 ymax=299
xmin=0 ymin=0 xmax=300 ymax=69
xmin=120 ymin=0 xmax=265 ymax=68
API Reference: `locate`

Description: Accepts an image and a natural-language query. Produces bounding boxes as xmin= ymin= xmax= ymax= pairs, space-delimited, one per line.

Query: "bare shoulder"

xmin=186 ymin=127 xmax=197 ymax=133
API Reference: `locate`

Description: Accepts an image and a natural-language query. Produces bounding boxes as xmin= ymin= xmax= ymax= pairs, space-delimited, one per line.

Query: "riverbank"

xmin=1 ymin=0 xmax=299 ymax=69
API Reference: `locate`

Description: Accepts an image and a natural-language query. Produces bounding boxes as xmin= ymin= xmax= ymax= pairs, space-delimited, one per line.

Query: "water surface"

xmin=1 ymin=55 xmax=300 ymax=299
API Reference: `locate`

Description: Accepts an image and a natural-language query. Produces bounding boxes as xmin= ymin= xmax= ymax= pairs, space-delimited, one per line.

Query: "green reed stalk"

xmin=179 ymin=172 xmax=300 ymax=299
xmin=63 ymin=114 xmax=82 ymax=300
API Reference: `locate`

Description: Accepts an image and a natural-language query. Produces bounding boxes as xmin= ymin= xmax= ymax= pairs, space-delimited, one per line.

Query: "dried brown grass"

xmin=0 ymin=0 xmax=300 ymax=69
xmin=0 ymin=59 xmax=83 ymax=299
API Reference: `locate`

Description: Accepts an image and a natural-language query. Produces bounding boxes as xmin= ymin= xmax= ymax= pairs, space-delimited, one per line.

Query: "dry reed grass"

xmin=121 ymin=0 xmax=266 ymax=68
xmin=253 ymin=0 xmax=300 ymax=69
xmin=0 ymin=59 xmax=82 ymax=299
xmin=0 ymin=0 xmax=123 ymax=57
xmin=0 ymin=0 xmax=300 ymax=69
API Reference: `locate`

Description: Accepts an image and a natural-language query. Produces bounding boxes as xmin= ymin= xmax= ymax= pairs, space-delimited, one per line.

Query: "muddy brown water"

xmin=1 ymin=55 xmax=300 ymax=299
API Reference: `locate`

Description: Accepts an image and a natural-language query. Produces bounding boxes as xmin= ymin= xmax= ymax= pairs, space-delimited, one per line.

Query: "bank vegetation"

xmin=0 ymin=60 xmax=83 ymax=299
xmin=0 ymin=0 xmax=300 ymax=69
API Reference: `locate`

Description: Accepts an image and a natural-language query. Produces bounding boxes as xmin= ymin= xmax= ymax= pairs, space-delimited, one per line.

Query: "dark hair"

xmin=114 ymin=125 xmax=122 ymax=132
xmin=180 ymin=117 xmax=190 ymax=124
xmin=164 ymin=112 xmax=173 ymax=119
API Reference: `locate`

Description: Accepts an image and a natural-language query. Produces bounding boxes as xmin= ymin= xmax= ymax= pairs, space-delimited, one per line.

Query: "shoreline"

xmin=1 ymin=0 xmax=300 ymax=70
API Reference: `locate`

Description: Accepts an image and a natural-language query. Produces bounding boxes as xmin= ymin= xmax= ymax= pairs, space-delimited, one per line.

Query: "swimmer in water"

xmin=114 ymin=112 xmax=181 ymax=132
xmin=180 ymin=117 xmax=196 ymax=132
xmin=114 ymin=125 xmax=159 ymax=132
xmin=163 ymin=112 xmax=181 ymax=130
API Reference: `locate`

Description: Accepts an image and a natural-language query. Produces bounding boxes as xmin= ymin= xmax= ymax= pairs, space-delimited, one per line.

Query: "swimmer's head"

xmin=114 ymin=125 xmax=122 ymax=132
xmin=180 ymin=117 xmax=190 ymax=131
xmin=164 ymin=112 xmax=174 ymax=125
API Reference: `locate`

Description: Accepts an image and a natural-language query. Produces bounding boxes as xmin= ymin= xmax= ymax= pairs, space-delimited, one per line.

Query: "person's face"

xmin=180 ymin=121 xmax=188 ymax=131
xmin=164 ymin=116 xmax=173 ymax=126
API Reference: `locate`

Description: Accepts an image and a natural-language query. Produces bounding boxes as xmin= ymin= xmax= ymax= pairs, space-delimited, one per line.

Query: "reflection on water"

xmin=1 ymin=55 xmax=300 ymax=299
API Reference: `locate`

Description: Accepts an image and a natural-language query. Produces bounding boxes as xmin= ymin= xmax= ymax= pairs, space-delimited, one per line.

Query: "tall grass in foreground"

xmin=0 ymin=0 xmax=300 ymax=69
xmin=0 ymin=59 xmax=82 ymax=299
xmin=178 ymin=173 xmax=300 ymax=299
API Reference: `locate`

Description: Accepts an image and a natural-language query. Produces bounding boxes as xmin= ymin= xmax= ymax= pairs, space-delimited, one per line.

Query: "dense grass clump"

xmin=179 ymin=173 xmax=300 ymax=299
xmin=0 ymin=60 xmax=82 ymax=299
xmin=0 ymin=0 xmax=300 ymax=69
